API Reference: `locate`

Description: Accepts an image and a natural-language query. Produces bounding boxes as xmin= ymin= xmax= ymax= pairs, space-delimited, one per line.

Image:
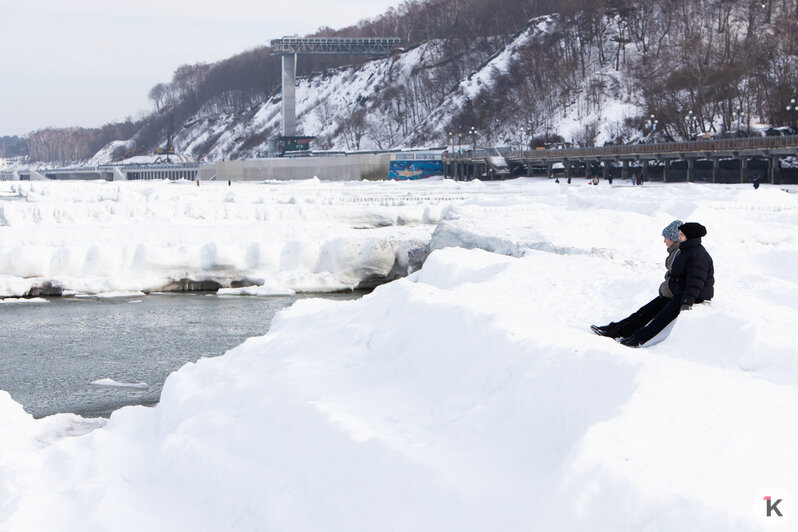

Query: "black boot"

xmin=619 ymin=336 xmax=641 ymax=348
xmin=591 ymin=323 xmax=621 ymax=338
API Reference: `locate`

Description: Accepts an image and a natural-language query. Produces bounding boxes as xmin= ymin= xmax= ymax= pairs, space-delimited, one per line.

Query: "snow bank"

xmin=0 ymin=179 xmax=454 ymax=297
xmin=2 ymin=179 xmax=798 ymax=530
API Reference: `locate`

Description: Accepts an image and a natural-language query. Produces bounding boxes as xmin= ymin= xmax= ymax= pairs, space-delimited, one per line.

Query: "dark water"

xmin=0 ymin=292 xmax=361 ymax=418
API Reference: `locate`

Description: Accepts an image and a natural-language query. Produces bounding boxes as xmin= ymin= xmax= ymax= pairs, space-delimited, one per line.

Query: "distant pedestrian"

xmin=753 ymin=177 xmax=761 ymax=189
xmin=228 ymin=179 xmax=232 ymax=186
xmin=592 ymin=176 xmax=599 ymax=186
xmin=636 ymin=174 xmax=642 ymax=185
xmin=608 ymin=175 xmax=613 ymax=185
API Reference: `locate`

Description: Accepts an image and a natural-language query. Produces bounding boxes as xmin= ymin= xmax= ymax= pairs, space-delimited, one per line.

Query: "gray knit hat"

xmin=662 ymin=219 xmax=683 ymax=241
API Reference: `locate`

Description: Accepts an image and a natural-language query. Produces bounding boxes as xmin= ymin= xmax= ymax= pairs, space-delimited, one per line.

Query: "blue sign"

xmin=389 ymin=160 xmax=444 ymax=180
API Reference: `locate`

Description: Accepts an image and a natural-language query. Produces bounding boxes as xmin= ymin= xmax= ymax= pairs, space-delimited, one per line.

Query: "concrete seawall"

xmin=214 ymin=153 xmax=394 ymax=181
xmin=2 ymin=150 xmax=441 ymax=182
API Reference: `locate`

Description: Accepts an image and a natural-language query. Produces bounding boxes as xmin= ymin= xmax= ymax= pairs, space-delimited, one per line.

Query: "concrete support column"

xmin=687 ymin=158 xmax=695 ymax=182
xmin=664 ymin=159 xmax=671 ymax=182
xmin=621 ymin=160 xmax=629 ymax=181
xmin=281 ymin=54 xmax=297 ymax=137
xmin=770 ymin=156 xmax=779 ymax=185
xmin=642 ymin=160 xmax=649 ymax=182
xmin=602 ymin=161 xmax=609 ymax=180
xmin=547 ymin=162 xmax=553 ymax=179
xmin=712 ymin=157 xmax=719 ymax=184
xmin=740 ymin=157 xmax=748 ymax=183
xmin=565 ymin=161 xmax=571 ymax=183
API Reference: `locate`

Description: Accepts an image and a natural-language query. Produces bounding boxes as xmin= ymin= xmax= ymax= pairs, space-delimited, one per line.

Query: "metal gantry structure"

xmin=271 ymin=37 xmax=402 ymax=56
xmin=270 ymin=37 xmax=401 ymax=138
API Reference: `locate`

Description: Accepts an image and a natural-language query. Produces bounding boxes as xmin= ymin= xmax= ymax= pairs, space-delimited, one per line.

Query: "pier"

xmin=445 ymin=135 xmax=798 ymax=184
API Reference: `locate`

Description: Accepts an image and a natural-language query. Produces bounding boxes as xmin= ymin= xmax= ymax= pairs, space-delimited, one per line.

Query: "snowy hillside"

xmin=170 ymin=38 xmax=493 ymax=160
xmin=2 ymin=178 xmax=798 ymax=530
xmin=120 ymin=14 xmax=645 ymax=163
xmin=15 ymin=1 xmax=798 ymax=166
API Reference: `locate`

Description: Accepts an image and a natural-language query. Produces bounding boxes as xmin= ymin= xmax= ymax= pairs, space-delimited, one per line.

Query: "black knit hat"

xmin=679 ymin=222 xmax=707 ymax=240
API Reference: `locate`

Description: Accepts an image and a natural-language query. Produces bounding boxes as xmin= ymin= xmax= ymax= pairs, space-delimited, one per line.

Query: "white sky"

xmin=0 ymin=0 xmax=400 ymax=136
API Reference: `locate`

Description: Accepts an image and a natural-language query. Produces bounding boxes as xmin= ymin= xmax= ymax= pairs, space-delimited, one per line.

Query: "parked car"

xmin=715 ymin=130 xmax=748 ymax=139
xmin=762 ymin=126 xmax=797 ymax=137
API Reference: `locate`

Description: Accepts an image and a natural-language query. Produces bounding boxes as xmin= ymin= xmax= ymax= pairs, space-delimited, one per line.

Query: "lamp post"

xmin=686 ymin=110 xmax=694 ymax=139
xmin=469 ymin=126 xmax=476 ymax=151
xmin=787 ymin=98 xmax=797 ymax=129
xmin=457 ymin=133 xmax=462 ymax=155
xmin=647 ymin=114 xmax=659 ymax=138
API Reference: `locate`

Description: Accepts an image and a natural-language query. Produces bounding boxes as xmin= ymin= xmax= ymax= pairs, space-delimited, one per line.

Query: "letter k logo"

xmin=764 ymin=496 xmax=783 ymax=517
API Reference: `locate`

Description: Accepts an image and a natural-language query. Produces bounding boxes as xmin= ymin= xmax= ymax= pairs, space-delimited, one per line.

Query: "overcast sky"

xmin=0 ymin=0 xmax=400 ymax=136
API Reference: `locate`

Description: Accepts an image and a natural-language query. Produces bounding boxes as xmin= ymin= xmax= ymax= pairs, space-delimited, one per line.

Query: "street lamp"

xmin=787 ymin=98 xmax=797 ymax=129
xmin=686 ymin=110 xmax=694 ymax=138
xmin=457 ymin=132 xmax=463 ymax=155
xmin=469 ymin=126 xmax=477 ymax=151
xmin=647 ymin=114 xmax=659 ymax=137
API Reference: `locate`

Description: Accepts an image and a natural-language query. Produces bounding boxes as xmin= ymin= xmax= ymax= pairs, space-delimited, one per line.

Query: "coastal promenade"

xmin=445 ymin=135 xmax=798 ymax=183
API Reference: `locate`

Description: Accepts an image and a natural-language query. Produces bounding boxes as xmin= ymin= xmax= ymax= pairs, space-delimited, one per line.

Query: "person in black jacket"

xmin=618 ymin=222 xmax=714 ymax=347
xmin=591 ymin=220 xmax=683 ymax=340
xmin=593 ymin=222 xmax=714 ymax=347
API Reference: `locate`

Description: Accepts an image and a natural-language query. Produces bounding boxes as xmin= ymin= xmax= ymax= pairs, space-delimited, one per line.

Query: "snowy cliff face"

xmin=84 ymin=1 xmax=794 ymax=165
xmin=124 ymin=14 xmax=635 ymax=163
xmin=159 ymin=13 xmax=643 ymax=162
xmin=169 ymin=39 xmax=486 ymax=161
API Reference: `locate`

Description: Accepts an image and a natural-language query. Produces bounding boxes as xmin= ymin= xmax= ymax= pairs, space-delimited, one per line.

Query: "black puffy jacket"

xmin=667 ymin=238 xmax=714 ymax=305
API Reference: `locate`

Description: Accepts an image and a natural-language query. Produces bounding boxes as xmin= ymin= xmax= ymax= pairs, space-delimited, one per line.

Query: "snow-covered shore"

xmin=0 ymin=179 xmax=448 ymax=297
xmin=2 ymin=178 xmax=798 ymax=530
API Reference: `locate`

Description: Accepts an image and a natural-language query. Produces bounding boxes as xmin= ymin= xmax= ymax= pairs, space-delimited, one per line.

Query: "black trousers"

xmin=614 ymin=296 xmax=683 ymax=344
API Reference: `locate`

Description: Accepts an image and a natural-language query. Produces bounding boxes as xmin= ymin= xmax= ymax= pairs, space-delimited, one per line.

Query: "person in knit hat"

xmin=616 ymin=221 xmax=714 ymax=347
xmin=591 ymin=219 xmax=684 ymax=339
